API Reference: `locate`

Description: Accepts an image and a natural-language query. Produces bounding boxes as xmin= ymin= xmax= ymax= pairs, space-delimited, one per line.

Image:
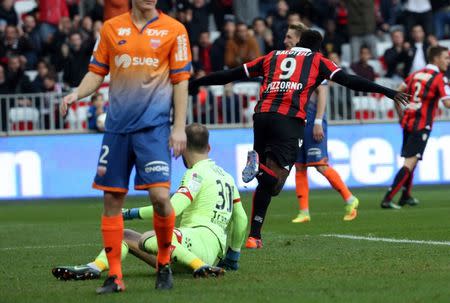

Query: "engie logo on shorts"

xmin=114 ymin=54 xmax=159 ymax=68
xmin=144 ymin=161 xmax=169 ymax=176
xmin=307 ymin=148 xmax=322 ymax=157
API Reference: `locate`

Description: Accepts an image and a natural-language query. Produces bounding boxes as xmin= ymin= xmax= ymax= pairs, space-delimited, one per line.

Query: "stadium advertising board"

xmin=1 ymin=122 xmax=449 ymax=199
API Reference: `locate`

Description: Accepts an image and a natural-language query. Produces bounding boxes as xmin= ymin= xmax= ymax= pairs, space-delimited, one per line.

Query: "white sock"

xmin=345 ymin=195 xmax=355 ymax=204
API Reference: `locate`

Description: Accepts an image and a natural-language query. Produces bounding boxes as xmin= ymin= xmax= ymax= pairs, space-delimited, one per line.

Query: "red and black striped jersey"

xmin=243 ymin=47 xmax=341 ymax=119
xmin=401 ymin=64 xmax=450 ymax=131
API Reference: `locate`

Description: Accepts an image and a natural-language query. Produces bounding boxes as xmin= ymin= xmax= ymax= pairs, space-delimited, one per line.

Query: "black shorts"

xmin=253 ymin=112 xmax=305 ymax=170
xmin=401 ymin=129 xmax=430 ymax=160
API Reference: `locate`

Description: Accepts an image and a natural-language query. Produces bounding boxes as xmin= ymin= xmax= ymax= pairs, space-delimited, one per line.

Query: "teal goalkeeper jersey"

xmin=173 ymin=159 xmax=241 ymax=250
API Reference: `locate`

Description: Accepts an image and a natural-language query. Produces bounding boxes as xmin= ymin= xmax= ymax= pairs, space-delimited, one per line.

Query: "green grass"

xmin=1 ymin=186 xmax=449 ymax=303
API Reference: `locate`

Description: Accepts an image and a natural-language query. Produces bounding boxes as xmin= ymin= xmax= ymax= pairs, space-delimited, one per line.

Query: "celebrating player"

xmin=189 ymin=29 xmax=409 ymax=248
xmin=289 ymin=28 xmax=358 ymax=223
xmin=381 ymin=46 xmax=450 ymax=209
xmin=52 ymin=124 xmax=247 ymax=284
xmin=284 ymin=24 xmax=359 ymax=224
xmin=59 ymin=0 xmax=191 ymax=292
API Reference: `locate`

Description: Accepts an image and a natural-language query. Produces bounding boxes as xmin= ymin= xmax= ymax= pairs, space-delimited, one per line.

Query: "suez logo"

xmin=235 ymin=136 xmax=450 ymax=189
xmin=0 ymin=151 xmax=43 ymax=198
xmin=144 ymin=161 xmax=170 ymax=176
xmin=114 ymin=54 xmax=159 ymax=68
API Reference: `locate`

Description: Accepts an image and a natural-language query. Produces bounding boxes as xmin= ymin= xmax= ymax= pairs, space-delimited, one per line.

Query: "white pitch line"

xmin=0 ymin=243 xmax=98 ymax=252
xmin=321 ymin=234 xmax=450 ymax=246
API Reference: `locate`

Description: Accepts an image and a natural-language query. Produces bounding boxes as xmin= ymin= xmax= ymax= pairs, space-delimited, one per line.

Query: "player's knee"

xmin=138 ymin=234 xmax=150 ymax=251
xmin=138 ymin=232 xmax=156 ymax=252
xmin=316 ymin=165 xmax=328 ymax=174
xmin=138 ymin=237 xmax=146 ymax=251
xmin=104 ymin=191 xmax=126 ymax=214
xmin=123 ymin=229 xmax=134 ymax=239
xmin=258 ymin=157 xmax=282 ymax=188
xmin=123 ymin=229 xmax=138 ymax=250
xmin=149 ymin=190 xmax=170 ymax=208
xmin=404 ymin=157 xmax=418 ymax=171
xmin=270 ymin=174 xmax=289 ymax=196
xmin=295 ymin=163 xmax=307 ymax=171
xmin=270 ymin=185 xmax=283 ymax=196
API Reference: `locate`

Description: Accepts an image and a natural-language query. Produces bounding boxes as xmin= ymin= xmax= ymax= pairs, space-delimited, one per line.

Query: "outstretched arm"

xmin=123 ymin=193 xmax=190 ymax=220
xmin=189 ymin=66 xmax=247 ymax=94
xmin=395 ymin=83 xmax=408 ymax=120
xmin=332 ymin=70 xmax=409 ymax=106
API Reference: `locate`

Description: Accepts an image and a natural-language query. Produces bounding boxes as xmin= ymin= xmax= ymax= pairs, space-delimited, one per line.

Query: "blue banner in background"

xmin=1 ymin=122 xmax=449 ymax=200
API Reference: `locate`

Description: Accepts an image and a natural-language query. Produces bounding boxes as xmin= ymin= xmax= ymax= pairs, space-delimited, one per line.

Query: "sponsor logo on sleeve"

xmin=93 ymin=36 xmax=100 ymax=52
xmin=186 ymin=173 xmax=202 ymax=192
xmin=175 ymin=34 xmax=188 ymax=62
xmin=176 ymin=186 xmax=193 ymax=201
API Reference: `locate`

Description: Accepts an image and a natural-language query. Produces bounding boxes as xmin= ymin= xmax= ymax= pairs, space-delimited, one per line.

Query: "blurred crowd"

xmin=1 ymin=0 xmax=450 ymax=131
xmin=0 ymin=0 xmax=449 ymax=94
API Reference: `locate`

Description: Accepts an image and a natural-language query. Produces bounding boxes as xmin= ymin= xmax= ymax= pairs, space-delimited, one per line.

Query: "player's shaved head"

xmin=186 ymin=123 xmax=209 ymax=153
xmin=297 ymin=30 xmax=323 ymax=52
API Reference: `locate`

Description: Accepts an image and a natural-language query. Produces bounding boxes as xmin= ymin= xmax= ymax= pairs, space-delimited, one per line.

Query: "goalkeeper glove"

xmin=122 ymin=208 xmax=140 ymax=220
xmin=217 ymin=248 xmax=240 ymax=271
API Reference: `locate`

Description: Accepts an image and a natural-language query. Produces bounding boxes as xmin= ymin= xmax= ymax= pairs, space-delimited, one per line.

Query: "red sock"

xmin=101 ymin=214 xmax=124 ymax=279
xmin=323 ymin=166 xmax=352 ymax=201
xmin=295 ymin=169 xmax=309 ymax=211
xmin=153 ymin=210 xmax=175 ymax=266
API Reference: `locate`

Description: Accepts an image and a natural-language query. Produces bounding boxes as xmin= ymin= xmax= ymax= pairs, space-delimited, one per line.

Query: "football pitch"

xmin=1 ymin=186 xmax=449 ymax=303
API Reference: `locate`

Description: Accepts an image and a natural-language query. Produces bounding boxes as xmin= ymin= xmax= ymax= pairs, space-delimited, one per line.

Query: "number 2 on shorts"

xmin=99 ymin=145 xmax=109 ymax=164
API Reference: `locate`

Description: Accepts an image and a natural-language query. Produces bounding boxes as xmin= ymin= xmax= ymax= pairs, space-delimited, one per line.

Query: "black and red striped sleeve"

xmin=437 ymin=75 xmax=450 ymax=102
xmin=244 ymin=52 xmax=270 ymax=78
xmin=318 ymin=56 xmax=341 ymax=80
xmin=403 ymin=74 xmax=413 ymax=87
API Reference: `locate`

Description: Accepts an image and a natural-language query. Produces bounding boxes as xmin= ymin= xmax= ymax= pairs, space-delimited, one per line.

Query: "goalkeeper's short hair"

xmin=186 ymin=123 xmax=209 ymax=153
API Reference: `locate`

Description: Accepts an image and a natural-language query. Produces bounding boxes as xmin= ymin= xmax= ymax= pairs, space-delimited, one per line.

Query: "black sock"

xmin=400 ymin=169 xmax=414 ymax=199
xmin=249 ymin=184 xmax=272 ymax=239
xmin=384 ymin=166 xmax=411 ymax=202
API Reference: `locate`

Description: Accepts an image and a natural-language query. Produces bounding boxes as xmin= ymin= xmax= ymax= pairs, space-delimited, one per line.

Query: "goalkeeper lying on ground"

xmin=52 ymin=123 xmax=248 ymax=282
